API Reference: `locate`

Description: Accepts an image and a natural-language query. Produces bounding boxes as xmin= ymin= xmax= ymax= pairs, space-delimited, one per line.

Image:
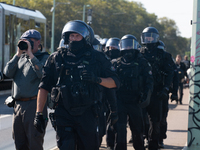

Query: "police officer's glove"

xmin=34 ymin=112 xmax=46 ymax=133
xmin=108 ymin=112 xmax=118 ymax=126
xmin=81 ymin=70 xmax=102 ymax=84
xmin=170 ymin=93 xmax=178 ymax=102
xmin=158 ymin=87 xmax=169 ymax=100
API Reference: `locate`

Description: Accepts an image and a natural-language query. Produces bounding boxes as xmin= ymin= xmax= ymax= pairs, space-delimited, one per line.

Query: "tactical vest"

xmin=54 ymin=49 xmax=103 ymax=116
xmin=142 ymin=48 xmax=165 ymax=87
xmin=116 ymin=57 xmax=142 ymax=101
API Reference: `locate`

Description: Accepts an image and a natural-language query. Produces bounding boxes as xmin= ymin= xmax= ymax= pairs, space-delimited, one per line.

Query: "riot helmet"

xmin=58 ymin=38 xmax=67 ymax=48
xmin=157 ymin=40 xmax=165 ymax=50
xmin=62 ymin=20 xmax=90 ymax=45
xmin=141 ymin=27 xmax=159 ymax=45
xmin=119 ymin=34 xmax=139 ymax=51
xmin=101 ymin=38 xmax=108 ymax=46
xmin=119 ymin=34 xmax=140 ymax=61
xmin=105 ymin=38 xmax=120 ymax=51
xmin=100 ymin=38 xmax=108 ymax=52
xmin=88 ymin=25 xmax=100 ymax=46
xmin=105 ymin=38 xmax=120 ymax=59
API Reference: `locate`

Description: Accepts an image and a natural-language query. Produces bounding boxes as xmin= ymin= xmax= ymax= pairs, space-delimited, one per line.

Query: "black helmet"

xmin=141 ymin=27 xmax=159 ymax=45
xmin=105 ymin=38 xmax=120 ymax=51
xmin=59 ymin=38 xmax=67 ymax=48
xmin=100 ymin=38 xmax=108 ymax=46
xmin=87 ymin=26 xmax=100 ymax=45
xmin=119 ymin=34 xmax=139 ymax=51
xmin=157 ymin=40 xmax=165 ymax=50
xmin=62 ymin=20 xmax=90 ymax=44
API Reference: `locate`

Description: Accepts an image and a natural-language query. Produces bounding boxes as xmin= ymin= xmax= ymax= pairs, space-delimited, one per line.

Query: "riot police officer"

xmin=104 ymin=37 xmax=121 ymax=149
xmin=105 ymin=38 xmax=121 ymax=60
xmin=34 ymin=20 xmax=120 ymax=150
xmin=157 ymin=40 xmax=178 ymax=148
xmin=114 ymin=34 xmax=153 ymax=150
xmin=140 ymin=27 xmax=174 ymax=150
xmin=175 ymin=54 xmax=188 ymax=104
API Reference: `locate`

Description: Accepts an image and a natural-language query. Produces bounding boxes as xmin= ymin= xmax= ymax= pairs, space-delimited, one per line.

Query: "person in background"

xmin=175 ymin=54 xmax=188 ymax=104
xmin=3 ymin=29 xmax=49 ymax=150
xmin=182 ymin=55 xmax=190 ymax=70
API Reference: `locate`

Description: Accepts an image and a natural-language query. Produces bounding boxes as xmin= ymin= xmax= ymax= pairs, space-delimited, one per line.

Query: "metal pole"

xmin=51 ymin=0 xmax=56 ymax=53
xmin=187 ymin=0 xmax=200 ymax=149
xmin=82 ymin=5 xmax=85 ymax=22
xmin=13 ymin=0 xmax=15 ymax=5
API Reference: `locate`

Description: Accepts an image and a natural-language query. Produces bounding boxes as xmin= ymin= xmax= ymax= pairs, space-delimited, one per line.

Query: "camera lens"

xmin=18 ymin=41 xmax=28 ymax=50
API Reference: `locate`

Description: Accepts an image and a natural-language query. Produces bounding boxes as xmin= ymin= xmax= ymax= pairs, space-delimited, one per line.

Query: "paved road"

xmin=0 ymin=91 xmax=57 ymax=150
xmin=1 ymin=88 xmax=189 ymax=150
xmin=52 ymin=88 xmax=189 ymax=150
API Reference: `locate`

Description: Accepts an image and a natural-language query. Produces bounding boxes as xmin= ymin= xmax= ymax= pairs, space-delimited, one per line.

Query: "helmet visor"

xmin=106 ymin=40 xmax=119 ymax=49
xmin=119 ymin=39 xmax=139 ymax=50
xmin=141 ymin=32 xmax=159 ymax=44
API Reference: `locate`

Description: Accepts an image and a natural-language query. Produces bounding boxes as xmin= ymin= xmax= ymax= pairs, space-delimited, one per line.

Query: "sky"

xmin=132 ymin=0 xmax=193 ymax=38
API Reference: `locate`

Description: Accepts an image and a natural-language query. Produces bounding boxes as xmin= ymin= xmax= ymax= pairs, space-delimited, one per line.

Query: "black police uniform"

xmin=39 ymin=46 xmax=119 ymax=149
xmin=140 ymin=47 xmax=174 ymax=149
xmin=103 ymin=38 xmax=121 ymax=149
xmin=114 ymin=52 xmax=153 ymax=150
xmin=159 ymin=52 xmax=178 ymax=147
xmin=175 ymin=61 xmax=187 ymax=104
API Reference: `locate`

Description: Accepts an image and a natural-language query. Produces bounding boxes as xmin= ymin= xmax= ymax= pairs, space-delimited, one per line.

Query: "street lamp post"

xmin=50 ymin=0 xmax=70 ymax=53
xmin=82 ymin=5 xmax=90 ymax=22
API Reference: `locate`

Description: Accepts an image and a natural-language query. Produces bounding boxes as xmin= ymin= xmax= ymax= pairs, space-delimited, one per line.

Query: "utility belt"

xmin=15 ymin=95 xmax=37 ymax=101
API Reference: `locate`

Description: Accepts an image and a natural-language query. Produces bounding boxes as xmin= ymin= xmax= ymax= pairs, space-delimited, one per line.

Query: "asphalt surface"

xmin=51 ymin=88 xmax=189 ymax=150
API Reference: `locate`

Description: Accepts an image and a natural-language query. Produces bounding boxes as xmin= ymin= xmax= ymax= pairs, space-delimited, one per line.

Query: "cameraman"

xmin=4 ymin=29 xmax=49 ymax=150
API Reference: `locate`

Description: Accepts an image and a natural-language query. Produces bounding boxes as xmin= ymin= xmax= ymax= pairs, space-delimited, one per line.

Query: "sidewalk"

xmin=52 ymin=88 xmax=189 ymax=150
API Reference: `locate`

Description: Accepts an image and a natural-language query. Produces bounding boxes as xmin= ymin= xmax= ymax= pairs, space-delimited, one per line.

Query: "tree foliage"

xmin=1 ymin=0 xmax=190 ymax=57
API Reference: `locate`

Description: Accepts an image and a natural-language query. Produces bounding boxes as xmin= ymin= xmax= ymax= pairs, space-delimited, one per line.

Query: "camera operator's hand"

xmin=26 ymin=40 xmax=34 ymax=59
xmin=81 ymin=70 xmax=102 ymax=84
xmin=34 ymin=112 xmax=46 ymax=133
xmin=16 ymin=40 xmax=26 ymax=57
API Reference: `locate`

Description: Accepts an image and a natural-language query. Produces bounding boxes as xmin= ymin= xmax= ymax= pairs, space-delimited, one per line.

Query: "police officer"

xmin=175 ymin=54 xmax=188 ymax=104
xmin=105 ymin=38 xmax=121 ymax=61
xmin=114 ymin=34 xmax=153 ymax=150
xmin=34 ymin=20 xmax=120 ymax=150
xmin=140 ymin=27 xmax=174 ymax=150
xmin=104 ymin=37 xmax=121 ymax=149
xmin=157 ymin=40 xmax=178 ymax=148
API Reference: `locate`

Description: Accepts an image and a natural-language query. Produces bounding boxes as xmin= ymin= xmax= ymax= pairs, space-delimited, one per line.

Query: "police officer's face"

xmin=69 ymin=33 xmax=83 ymax=41
xmin=145 ymin=36 xmax=154 ymax=42
xmin=109 ymin=46 xmax=118 ymax=50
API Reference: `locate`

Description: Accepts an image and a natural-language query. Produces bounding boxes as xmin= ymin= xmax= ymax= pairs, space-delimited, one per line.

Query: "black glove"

xmin=34 ymin=112 xmax=46 ymax=133
xmin=138 ymin=91 xmax=151 ymax=108
xmin=81 ymin=70 xmax=102 ymax=84
xmin=170 ymin=93 xmax=178 ymax=102
xmin=158 ymin=87 xmax=169 ymax=100
xmin=108 ymin=112 xmax=118 ymax=126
